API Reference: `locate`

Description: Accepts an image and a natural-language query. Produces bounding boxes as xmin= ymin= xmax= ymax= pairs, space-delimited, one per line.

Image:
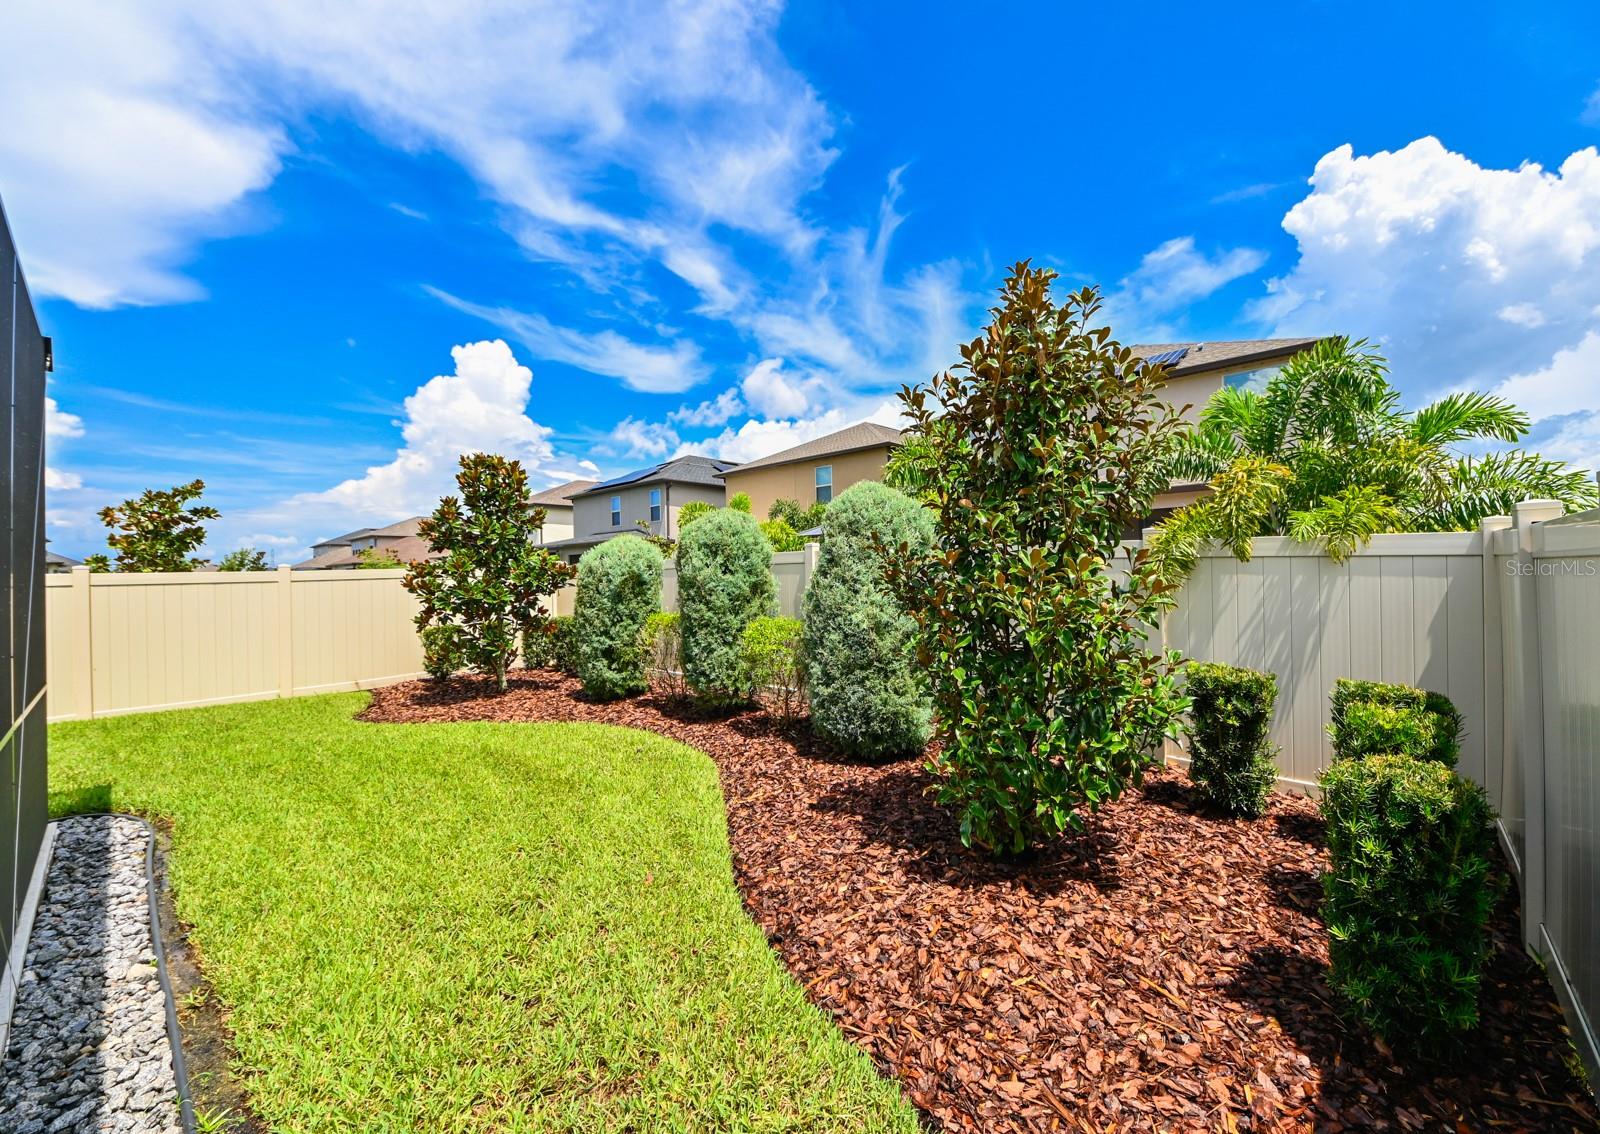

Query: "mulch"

xmin=361 ymin=670 xmax=1599 ymax=1133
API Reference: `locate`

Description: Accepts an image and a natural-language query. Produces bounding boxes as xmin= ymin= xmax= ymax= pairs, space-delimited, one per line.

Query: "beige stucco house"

xmin=527 ymin=478 xmax=596 ymax=546
xmin=292 ymin=517 xmax=437 ymax=570
xmin=1132 ymin=337 xmax=1324 ymax=518
xmin=715 ymin=422 xmax=902 ymax=521
xmin=545 ymin=455 xmax=734 ymax=563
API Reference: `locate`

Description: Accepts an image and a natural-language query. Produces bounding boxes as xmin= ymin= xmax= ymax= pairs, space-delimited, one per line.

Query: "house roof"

xmin=294 ymin=516 xmax=434 ymax=569
xmin=542 ymin=528 xmax=651 ymax=552
xmin=716 ymin=422 xmax=903 ymax=477
xmin=1128 ymin=338 xmax=1323 ymax=377
xmin=571 ymin=455 xmax=738 ymax=497
xmin=312 ymin=526 xmax=376 ymax=549
xmin=44 ymin=549 xmax=80 ymax=567
xmin=528 ymin=478 xmax=597 ymax=507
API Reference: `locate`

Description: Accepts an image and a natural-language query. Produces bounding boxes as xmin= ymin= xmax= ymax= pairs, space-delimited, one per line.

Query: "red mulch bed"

xmin=361 ymin=670 xmax=1598 ymax=1133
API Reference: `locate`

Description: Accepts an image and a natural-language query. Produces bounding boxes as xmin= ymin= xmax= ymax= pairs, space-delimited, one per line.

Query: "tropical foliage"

xmin=217 ymin=547 xmax=269 ymax=572
xmin=768 ymin=498 xmax=828 ymax=532
xmin=1148 ymin=338 xmax=1597 ymax=577
xmin=404 ymin=454 xmax=574 ymax=692
xmin=758 ymin=518 xmax=806 ymax=552
xmin=883 ymin=263 xmax=1190 ymax=855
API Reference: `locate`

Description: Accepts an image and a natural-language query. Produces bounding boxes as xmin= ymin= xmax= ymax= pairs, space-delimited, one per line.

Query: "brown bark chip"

xmin=362 ymin=670 xmax=1598 ymax=1133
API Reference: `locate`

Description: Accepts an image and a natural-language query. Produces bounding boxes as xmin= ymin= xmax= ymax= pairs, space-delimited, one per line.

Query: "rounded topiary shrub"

xmin=1330 ymin=678 xmax=1461 ymax=767
xmin=803 ymin=480 xmax=935 ymax=759
xmin=1320 ymin=754 xmax=1501 ymax=1049
xmin=740 ymin=615 xmax=806 ymax=724
xmin=1184 ymin=662 xmax=1279 ymax=817
xmin=677 ymin=508 xmax=775 ymax=705
xmin=573 ymin=536 xmax=663 ymax=700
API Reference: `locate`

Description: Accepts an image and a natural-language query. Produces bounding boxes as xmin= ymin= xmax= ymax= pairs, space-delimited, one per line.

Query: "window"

xmin=610 ymin=495 xmax=622 ymax=527
xmin=814 ymin=464 xmax=833 ymax=504
xmin=568 ymin=554 xmax=582 ymax=565
xmin=649 ymin=488 xmax=662 ymax=523
xmin=1224 ymin=365 xmax=1280 ymax=394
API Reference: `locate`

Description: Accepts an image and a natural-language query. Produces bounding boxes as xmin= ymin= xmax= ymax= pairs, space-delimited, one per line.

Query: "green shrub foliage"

xmin=1330 ymin=678 xmax=1461 ymax=766
xmin=676 ymin=500 xmax=715 ymax=530
xmin=803 ymin=481 xmax=935 ymax=759
xmin=739 ymin=616 xmax=807 ymax=724
xmin=759 ymin=518 xmax=806 ymax=552
xmin=573 ymin=537 xmax=663 ymax=700
xmin=678 ymin=508 xmax=775 ymax=704
xmin=767 ymin=498 xmax=805 ymax=526
xmin=1320 ymin=754 xmax=1501 ymax=1048
xmin=524 ymin=616 xmax=579 ymax=675
xmin=882 ymin=263 xmax=1190 ymax=854
xmin=405 ymin=454 xmax=574 ymax=691
xmin=643 ymin=612 xmax=685 ymax=698
xmin=421 ymin=625 xmax=465 ymax=681
xmin=728 ymin=491 xmax=753 ymax=514
xmin=1183 ymin=662 xmax=1279 ymax=817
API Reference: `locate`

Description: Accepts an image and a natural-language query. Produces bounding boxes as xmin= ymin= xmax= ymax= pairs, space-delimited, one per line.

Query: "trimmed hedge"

xmin=802 ymin=481 xmax=934 ymax=759
xmin=678 ymin=508 xmax=775 ymax=705
xmin=1330 ymin=678 xmax=1461 ymax=766
xmin=422 ymin=624 xmax=464 ymax=681
xmin=643 ymin=612 xmax=685 ymax=698
xmin=1320 ymin=754 xmax=1501 ymax=1049
xmin=740 ymin=616 xmax=806 ymax=725
xmin=573 ymin=537 xmax=663 ymax=700
xmin=1183 ymin=662 xmax=1279 ymax=817
xmin=524 ymin=616 xmax=579 ymax=675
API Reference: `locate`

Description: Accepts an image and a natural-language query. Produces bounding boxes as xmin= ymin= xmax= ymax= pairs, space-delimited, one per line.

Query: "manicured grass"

xmin=50 ymin=695 xmax=918 ymax=1133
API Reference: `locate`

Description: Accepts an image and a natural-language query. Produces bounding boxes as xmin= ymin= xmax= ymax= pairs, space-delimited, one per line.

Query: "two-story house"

xmin=545 ymin=455 xmax=736 ymax=563
xmin=526 ymin=478 xmax=597 ymax=546
xmin=292 ymin=517 xmax=438 ymax=569
xmin=714 ymin=422 xmax=902 ymax=521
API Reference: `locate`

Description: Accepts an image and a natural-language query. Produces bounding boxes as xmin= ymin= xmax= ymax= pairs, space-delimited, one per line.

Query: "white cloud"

xmin=428 ymin=288 xmax=707 ymax=394
xmin=605 ymin=417 xmax=681 ymax=461
xmin=740 ymin=358 xmax=815 ymax=418
xmin=1112 ymin=236 xmax=1267 ymax=333
xmin=1254 ymin=138 xmax=1600 ymax=396
xmin=45 ymin=398 xmax=84 ymax=439
xmin=233 ymin=340 xmax=558 ymax=540
xmin=45 ymin=468 xmax=83 ymax=491
xmin=1584 ymin=84 xmax=1600 ymax=128
xmin=670 ymin=387 xmax=744 ymax=428
xmin=1492 ymin=330 xmax=1600 ymax=471
xmin=681 ymin=396 xmax=904 ymax=463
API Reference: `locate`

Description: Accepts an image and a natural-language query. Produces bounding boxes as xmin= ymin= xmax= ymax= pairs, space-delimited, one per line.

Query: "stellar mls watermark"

xmin=1504 ymin=559 xmax=1600 ymax=577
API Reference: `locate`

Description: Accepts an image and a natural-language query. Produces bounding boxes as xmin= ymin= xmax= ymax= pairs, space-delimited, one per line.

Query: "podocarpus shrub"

xmin=678 ymin=508 xmax=775 ymax=705
xmin=643 ymin=612 xmax=685 ymax=698
xmin=740 ymin=616 xmax=806 ymax=725
xmin=1183 ymin=662 xmax=1279 ymax=817
xmin=803 ymin=481 xmax=935 ymax=759
xmin=1330 ymin=678 xmax=1461 ymax=766
xmin=422 ymin=625 xmax=465 ymax=681
xmin=1320 ymin=754 xmax=1501 ymax=1049
xmin=573 ymin=537 xmax=663 ymax=700
xmin=881 ymin=263 xmax=1190 ymax=854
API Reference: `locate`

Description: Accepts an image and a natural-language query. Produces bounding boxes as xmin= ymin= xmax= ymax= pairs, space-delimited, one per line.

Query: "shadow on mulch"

xmin=359 ymin=669 xmax=1600 ymax=1134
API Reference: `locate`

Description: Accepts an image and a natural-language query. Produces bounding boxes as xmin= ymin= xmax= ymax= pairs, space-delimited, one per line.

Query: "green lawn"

xmin=50 ymin=695 xmax=918 ymax=1134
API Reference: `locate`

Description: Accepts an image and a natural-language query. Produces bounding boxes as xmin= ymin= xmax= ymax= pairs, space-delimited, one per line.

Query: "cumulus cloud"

xmin=45 ymin=398 xmax=84 ymax=439
xmin=670 ymin=387 xmax=744 ymax=428
xmin=605 ymin=417 xmax=681 ymax=461
xmin=740 ymin=358 xmax=817 ymax=418
xmin=681 ymin=396 xmax=904 ymax=463
xmin=1254 ymin=138 xmax=1600 ymax=397
xmin=236 ymin=340 xmax=557 ymax=538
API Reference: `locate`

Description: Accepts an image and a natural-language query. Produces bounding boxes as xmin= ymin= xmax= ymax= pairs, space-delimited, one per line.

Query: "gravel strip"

xmin=0 ymin=815 xmax=183 ymax=1134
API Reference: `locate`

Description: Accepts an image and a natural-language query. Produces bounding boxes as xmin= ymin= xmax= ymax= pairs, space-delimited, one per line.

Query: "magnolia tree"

xmin=404 ymin=454 xmax=575 ymax=692
xmin=83 ymin=479 xmax=219 ymax=572
xmin=884 ymin=262 xmax=1190 ymax=855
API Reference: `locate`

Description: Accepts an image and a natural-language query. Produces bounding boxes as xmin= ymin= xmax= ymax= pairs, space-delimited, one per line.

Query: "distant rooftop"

xmin=1128 ymin=337 xmax=1323 ymax=377
xmin=528 ymin=478 xmax=597 ymax=507
xmin=718 ymin=422 xmax=903 ymax=476
xmin=572 ymin=455 xmax=737 ymax=497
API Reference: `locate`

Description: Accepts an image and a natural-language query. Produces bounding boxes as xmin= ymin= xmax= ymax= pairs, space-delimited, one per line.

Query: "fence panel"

xmin=1163 ymin=533 xmax=1489 ymax=792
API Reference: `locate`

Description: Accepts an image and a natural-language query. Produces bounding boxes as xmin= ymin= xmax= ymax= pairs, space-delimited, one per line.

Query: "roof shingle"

xmin=717 ymin=422 xmax=902 ymax=476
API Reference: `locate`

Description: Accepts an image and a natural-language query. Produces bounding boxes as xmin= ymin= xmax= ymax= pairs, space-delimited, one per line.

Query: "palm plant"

xmin=1148 ymin=337 xmax=1597 ymax=576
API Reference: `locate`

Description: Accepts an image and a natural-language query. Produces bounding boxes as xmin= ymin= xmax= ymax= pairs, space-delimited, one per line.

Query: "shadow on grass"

xmin=49 ymin=782 xmax=114 ymax=816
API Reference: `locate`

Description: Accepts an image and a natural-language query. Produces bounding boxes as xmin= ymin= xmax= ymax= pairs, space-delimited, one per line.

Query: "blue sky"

xmin=7 ymin=1 xmax=1600 ymax=562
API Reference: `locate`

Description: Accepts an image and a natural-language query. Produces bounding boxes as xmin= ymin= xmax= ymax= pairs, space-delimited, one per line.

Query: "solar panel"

xmin=1142 ymin=347 xmax=1189 ymax=368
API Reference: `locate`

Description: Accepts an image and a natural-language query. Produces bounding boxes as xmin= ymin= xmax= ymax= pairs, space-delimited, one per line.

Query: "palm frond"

xmin=1408 ymin=451 xmax=1600 ymax=531
xmin=1287 ymin=485 xmax=1403 ymax=562
xmin=1408 ymin=392 xmax=1529 ymax=447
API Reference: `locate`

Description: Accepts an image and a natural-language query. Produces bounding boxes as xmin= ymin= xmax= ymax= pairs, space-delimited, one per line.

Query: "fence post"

xmin=276 ymin=565 xmax=295 ymax=700
xmin=70 ymin=566 xmax=95 ymax=720
xmin=1478 ymin=515 xmax=1511 ymax=832
xmin=802 ymin=540 xmax=819 ymax=594
xmin=1511 ymin=499 xmax=1561 ymax=954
